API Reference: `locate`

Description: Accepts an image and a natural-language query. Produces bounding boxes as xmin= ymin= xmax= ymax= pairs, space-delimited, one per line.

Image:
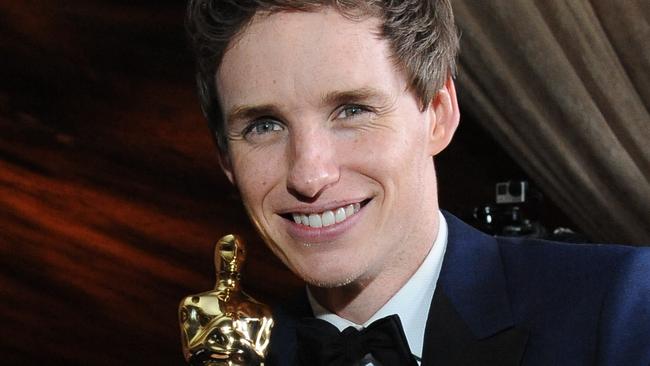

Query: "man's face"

xmin=216 ymin=9 xmax=456 ymax=288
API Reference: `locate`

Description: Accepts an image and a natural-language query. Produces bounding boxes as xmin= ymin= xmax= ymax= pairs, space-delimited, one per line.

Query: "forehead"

xmin=216 ymin=8 xmax=405 ymax=115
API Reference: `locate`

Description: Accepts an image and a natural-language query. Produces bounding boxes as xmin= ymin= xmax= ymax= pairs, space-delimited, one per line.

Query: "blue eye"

xmin=336 ymin=104 xmax=368 ymax=119
xmin=244 ymin=119 xmax=284 ymax=136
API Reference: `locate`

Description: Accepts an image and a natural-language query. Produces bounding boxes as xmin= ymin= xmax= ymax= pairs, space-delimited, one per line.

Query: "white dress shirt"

xmin=307 ymin=211 xmax=449 ymax=362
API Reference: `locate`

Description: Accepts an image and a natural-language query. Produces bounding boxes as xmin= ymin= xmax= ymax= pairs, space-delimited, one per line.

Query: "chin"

xmin=267 ymin=234 xmax=372 ymax=289
xmin=302 ymin=274 xmax=356 ymax=289
xmin=291 ymin=257 xmax=367 ymax=289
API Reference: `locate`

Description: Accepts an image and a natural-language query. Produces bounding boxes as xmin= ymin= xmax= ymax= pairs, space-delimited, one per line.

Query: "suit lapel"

xmin=268 ymin=291 xmax=312 ymax=366
xmin=421 ymin=212 xmax=529 ymax=365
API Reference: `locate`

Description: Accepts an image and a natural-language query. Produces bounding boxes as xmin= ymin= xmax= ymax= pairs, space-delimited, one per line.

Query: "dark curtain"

xmin=453 ymin=1 xmax=650 ymax=244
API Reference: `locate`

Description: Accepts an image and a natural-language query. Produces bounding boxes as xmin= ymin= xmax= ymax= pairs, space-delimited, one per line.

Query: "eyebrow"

xmin=321 ymin=87 xmax=390 ymax=107
xmin=225 ymin=87 xmax=391 ymax=125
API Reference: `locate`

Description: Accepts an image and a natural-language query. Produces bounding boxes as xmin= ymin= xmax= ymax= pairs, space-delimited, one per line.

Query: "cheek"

xmin=342 ymin=127 xmax=426 ymax=179
xmin=232 ymin=148 xmax=286 ymax=213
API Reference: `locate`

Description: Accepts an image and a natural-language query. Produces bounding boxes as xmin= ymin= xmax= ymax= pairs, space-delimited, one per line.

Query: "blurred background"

xmin=1 ymin=1 xmax=648 ymax=365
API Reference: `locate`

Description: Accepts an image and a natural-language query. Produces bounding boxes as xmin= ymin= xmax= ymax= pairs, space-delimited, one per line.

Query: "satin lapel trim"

xmin=439 ymin=212 xmax=517 ymax=337
xmin=422 ymin=289 xmax=528 ymax=365
xmin=420 ymin=212 xmax=529 ymax=365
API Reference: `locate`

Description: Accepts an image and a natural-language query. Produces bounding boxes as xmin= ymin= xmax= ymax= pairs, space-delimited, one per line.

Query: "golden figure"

xmin=179 ymin=235 xmax=274 ymax=365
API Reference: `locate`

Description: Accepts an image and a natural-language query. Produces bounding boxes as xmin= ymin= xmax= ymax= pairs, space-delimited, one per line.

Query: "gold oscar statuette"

xmin=179 ymin=235 xmax=274 ymax=365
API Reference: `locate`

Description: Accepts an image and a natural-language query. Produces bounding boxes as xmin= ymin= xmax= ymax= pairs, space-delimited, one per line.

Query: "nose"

xmin=287 ymin=127 xmax=340 ymax=199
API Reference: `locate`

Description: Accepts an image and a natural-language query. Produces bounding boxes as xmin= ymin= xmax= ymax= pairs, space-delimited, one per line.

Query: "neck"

xmin=216 ymin=272 xmax=240 ymax=292
xmin=309 ymin=210 xmax=440 ymax=324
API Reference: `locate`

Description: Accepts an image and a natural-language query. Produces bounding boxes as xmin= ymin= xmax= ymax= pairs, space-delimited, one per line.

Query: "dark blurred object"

xmin=548 ymin=227 xmax=589 ymax=243
xmin=495 ymin=180 xmax=527 ymax=204
xmin=473 ymin=204 xmax=546 ymax=238
xmin=471 ymin=180 xmax=586 ymax=242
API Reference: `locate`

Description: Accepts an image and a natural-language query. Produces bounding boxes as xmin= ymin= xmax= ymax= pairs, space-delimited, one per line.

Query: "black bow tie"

xmin=295 ymin=314 xmax=419 ymax=366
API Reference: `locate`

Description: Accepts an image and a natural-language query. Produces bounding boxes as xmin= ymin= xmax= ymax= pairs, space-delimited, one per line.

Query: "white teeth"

xmin=291 ymin=203 xmax=362 ymax=228
xmin=335 ymin=207 xmax=346 ymax=223
xmin=308 ymin=213 xmax=322 ymax=228
xmin=300 ymin=215 xmax=309 ymax=226
xmin=321 ymin=210 xmax=335 ymax=227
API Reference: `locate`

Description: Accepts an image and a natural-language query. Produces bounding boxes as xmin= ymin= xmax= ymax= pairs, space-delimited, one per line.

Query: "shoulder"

xmin=496 ymin=236 xmax=649 ymax=284
xmin=496 ymin=237 xmax=650 ymax=364
xmin=495 ymin=236 xmax=650 ymax=304
xmin=596 ymin=246 xmax=650 ymax=364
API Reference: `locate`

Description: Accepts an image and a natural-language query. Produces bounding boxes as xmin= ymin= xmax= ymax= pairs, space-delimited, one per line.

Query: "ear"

xmin=426 ymin=76 xmax=460 ymax=156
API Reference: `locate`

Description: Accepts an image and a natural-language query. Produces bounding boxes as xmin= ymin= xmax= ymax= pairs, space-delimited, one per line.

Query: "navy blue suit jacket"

xmin=268 ymin=212 xmax=650 ymax=365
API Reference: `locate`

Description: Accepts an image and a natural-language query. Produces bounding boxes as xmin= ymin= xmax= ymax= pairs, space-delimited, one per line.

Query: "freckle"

xmin=261 ymin=181 xmax=267 ymax=187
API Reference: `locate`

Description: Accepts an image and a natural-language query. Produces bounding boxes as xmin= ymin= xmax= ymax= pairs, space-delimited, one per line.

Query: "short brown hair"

xmin=186 ymin=0 xmax=459 ymax=150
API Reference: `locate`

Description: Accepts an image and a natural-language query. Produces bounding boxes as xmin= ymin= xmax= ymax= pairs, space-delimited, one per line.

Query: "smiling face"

xmin=216 ymin=8 xmax=458 ymax=289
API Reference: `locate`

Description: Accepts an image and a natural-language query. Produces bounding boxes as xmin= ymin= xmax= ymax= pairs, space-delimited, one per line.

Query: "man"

xmin=185 ymin=0 xmax=650 ymax=365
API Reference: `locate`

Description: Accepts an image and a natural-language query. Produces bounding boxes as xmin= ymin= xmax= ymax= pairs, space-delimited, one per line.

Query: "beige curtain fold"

xmin=452 ymin=1 xmax=650 ymax=244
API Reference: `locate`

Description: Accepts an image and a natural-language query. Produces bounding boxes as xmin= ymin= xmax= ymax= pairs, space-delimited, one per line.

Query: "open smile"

xmin=281 ymin=199 xmax=371 ymax=229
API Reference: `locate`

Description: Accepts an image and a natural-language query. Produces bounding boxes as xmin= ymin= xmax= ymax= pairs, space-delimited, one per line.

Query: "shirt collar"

xmin=307 ymin=211 xmax=449 ymax=359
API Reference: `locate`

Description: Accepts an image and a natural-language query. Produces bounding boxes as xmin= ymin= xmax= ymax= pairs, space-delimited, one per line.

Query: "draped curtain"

xmin=452 ymin=1 xmax=650 ymax=244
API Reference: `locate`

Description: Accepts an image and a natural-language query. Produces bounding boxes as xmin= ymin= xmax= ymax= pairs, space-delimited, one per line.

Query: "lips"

xmin=291 ymin=202 xmax=361 ymax=228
